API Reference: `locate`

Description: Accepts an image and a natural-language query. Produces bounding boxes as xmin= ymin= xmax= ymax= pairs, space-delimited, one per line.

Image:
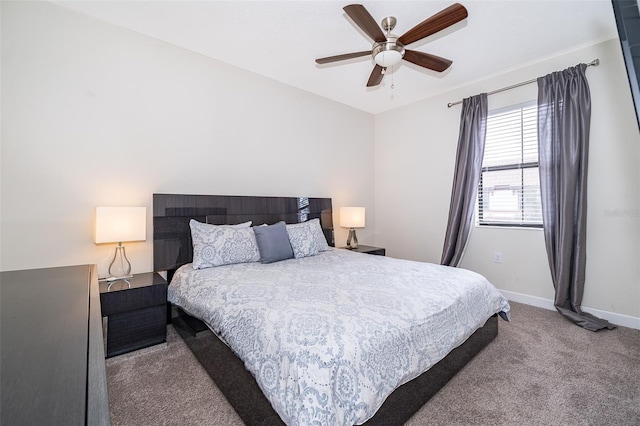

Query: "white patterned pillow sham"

xmin=285 ymin=219 xmax=329 ymax=258
xmin=285 ymin=219 xmax=322 ymax=258
xmin=189 ymin=219 xmax=260 ymax=269
xmin=309 ymin=218 xmax=330 ymax=251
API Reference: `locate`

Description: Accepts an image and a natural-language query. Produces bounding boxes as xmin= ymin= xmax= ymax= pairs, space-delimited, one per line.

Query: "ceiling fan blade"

xmin=316 ymin=50 xmax=371 ymax=64
xmin=398 ymin=3 xmax=468 ymax=46
xmin=403 ymin=50 xmax=453 ymax=72
xmin=366 ymin=64 xmax=386 ymax=87
xmin=344 ymin=4 xmax=386 ymax=43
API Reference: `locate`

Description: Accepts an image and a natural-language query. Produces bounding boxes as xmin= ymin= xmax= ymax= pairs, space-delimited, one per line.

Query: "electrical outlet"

xmin=493 ymin=251 xmax=503 ymax=263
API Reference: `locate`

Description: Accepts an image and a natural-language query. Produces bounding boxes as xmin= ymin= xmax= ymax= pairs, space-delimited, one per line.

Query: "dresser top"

xmin=1 ymin=265 xmax=94 ymax=425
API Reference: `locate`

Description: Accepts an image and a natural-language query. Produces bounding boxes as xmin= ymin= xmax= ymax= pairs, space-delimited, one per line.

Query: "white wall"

xmin=375 ymin=39 xmax=640 ymax=324
xmin=3 ymin=2 xmax=638 ymax=326
xmin=0 ymin=1 xmax=375 ymax=275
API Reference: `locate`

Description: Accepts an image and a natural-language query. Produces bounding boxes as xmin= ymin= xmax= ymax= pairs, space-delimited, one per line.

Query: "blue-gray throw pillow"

xmin=253 ymin=221 xmax=294 ymax=264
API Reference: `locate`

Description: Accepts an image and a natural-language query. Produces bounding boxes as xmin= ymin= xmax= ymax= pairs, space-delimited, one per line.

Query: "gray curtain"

xmin=537 ymin=64 xmax=614 ymax=331
xmin=441 ymin=93 xmax=488 ymax=267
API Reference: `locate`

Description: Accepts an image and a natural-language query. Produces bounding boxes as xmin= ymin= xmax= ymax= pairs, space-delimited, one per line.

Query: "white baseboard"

xmin=499 ymin=289 xmax=640 ymax=330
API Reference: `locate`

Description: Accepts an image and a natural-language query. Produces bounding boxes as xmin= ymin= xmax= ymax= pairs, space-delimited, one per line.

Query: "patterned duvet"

xmin=168 ymin=248 xmax=510 ymax=426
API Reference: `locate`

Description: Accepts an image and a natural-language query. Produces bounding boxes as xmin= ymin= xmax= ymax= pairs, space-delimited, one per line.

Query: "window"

xmin=477 ymin=101 xmax=542 ymax=227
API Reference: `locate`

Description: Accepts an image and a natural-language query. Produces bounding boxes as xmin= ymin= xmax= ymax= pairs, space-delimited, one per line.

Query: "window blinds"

xmin=478 ymin=102 xmax=543 ymax=227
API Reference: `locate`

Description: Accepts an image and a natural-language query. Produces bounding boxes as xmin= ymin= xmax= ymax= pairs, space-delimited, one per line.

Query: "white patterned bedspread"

xmin=168 ymin=248 xmax=510 ymax=426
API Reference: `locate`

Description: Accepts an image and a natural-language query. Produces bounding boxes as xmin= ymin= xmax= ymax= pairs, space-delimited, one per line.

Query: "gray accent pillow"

xmin=253 ymin=221 xmax=294 ymax=264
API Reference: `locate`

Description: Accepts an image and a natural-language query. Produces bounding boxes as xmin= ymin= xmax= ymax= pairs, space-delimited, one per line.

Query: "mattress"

xmin=168 ymin=248 xmax=510 ymax=426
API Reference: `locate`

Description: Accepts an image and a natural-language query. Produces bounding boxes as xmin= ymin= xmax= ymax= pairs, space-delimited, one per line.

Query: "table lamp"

xmin=340 ymin=207 xmax=365 ymax=249
xmin=94 ymin=206 xmax=146 ymax=282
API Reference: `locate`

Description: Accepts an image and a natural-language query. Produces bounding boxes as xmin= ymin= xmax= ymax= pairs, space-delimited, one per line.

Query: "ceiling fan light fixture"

xmin=372 ymin=39 xmax=405 ymax=67
xmin=374 ymin=50 xmax=403 ymax=67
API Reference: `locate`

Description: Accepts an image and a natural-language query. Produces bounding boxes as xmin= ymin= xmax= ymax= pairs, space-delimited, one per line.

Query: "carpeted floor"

xmin=106 ymin=302 xmax=640 ymax=425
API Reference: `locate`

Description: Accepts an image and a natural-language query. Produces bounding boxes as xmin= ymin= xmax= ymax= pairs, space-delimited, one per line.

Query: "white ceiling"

xmin=55 ymin=0 xmax=619 ymax=114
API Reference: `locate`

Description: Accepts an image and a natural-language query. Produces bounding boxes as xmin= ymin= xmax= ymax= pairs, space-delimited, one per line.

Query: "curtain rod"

xmin=447 ymin=59 xmax=600 ymax=108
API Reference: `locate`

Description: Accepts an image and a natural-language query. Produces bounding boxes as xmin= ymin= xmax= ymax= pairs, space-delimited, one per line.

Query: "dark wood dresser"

xmin=0 ymin=265 xmax=110 ymax=425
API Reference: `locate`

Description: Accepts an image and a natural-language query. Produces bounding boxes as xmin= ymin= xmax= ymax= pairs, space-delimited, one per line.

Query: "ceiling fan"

xmin=316 ymin=3 xmax=468 ymax=87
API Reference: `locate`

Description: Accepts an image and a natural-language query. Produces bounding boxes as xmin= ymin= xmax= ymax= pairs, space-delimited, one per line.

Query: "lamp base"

xmin=105 ymin=243 xmax=133 ymax=289
xmin=100 ymin=276 xmax=133 ymax=291
xmin=346 ymin=228 xmax=359 ymax=249
xmin=99 ymin=276 xmax=133 ymax=282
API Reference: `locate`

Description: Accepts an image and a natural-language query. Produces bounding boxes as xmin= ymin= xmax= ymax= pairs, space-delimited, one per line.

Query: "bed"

xmin=153 ymin=193 xmax=510 ymax=426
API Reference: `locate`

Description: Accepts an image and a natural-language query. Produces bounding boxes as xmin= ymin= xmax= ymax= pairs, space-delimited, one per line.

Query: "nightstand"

xmin=340 ymin=245 xmax=386 ymax=256
xmin=99 ymin=272 xmax=168 ymax=358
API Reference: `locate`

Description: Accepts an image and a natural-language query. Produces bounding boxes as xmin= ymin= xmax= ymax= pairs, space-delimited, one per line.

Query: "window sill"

xmin=475 ymin=224 xmax=543 ymax=231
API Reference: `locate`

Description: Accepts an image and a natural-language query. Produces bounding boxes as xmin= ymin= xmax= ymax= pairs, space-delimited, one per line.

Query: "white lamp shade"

xmin=94 ymin=207 xmax=146 ymax=244
xmin=340 ymin=207 xmax=365 ymax=228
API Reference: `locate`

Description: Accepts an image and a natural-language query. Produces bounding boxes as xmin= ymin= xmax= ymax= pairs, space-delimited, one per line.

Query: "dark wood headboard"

xmin=153 ymin=193 xmax=333 ymax=273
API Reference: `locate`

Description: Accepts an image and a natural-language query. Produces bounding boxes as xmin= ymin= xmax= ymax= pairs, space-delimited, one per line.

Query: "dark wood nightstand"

xmin=340 ymin=245 xmax=386 ymax=256
xmin=99 ymin=272 xmax=168 ymax=358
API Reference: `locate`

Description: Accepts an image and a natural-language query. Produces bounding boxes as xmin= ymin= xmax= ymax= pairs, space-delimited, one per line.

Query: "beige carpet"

xmin=106 ymin=302 xmax=640 ymax=425
xmin=106 ymin=326 xmax=243 ymax=425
